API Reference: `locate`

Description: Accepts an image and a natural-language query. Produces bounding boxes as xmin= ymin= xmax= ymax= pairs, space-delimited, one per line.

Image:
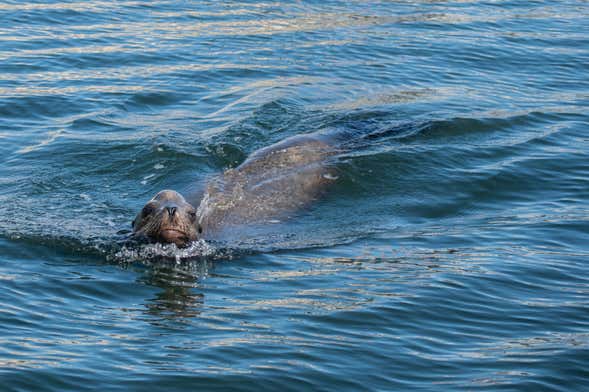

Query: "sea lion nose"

xmin=166 ymin=206 xmax=177 ymax=216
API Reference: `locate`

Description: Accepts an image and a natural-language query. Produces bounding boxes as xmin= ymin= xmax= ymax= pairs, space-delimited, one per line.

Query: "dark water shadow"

xmin=135 ymin=260 xmax=211 ymax=322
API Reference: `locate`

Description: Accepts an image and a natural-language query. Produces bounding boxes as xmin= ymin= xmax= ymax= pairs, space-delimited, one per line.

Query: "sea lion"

xmin=132 ymin=190 xmax=200 ymax=247
xmin=132 ymin=133 xmax=336 ymax=247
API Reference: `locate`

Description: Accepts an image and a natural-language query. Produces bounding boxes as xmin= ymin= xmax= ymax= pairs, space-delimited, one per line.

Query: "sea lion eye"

xmin=198 ymin=225 xmax=203 ymax=234
xmin=188 ymin=210 xmax=196 ymax=221
xmin=142 ymin=204 xmax=155 ymax=216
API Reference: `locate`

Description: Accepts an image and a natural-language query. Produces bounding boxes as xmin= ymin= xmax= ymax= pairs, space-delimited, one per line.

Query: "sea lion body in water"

xmin=133 ymin=134 xmax=336 ymax=246
xmin=197 ymin=134 xmax=336 ymax=235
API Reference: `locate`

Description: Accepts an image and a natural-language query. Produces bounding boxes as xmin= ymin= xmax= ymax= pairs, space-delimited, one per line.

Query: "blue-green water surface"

xmin=1 ymin=1 xmax=588 ymax=390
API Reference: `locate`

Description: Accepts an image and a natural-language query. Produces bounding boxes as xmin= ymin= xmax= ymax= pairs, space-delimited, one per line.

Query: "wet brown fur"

xmin=133 ymin=134 xmax=336 ymax=245
xmin=132 ymin=190 xmax=199 ymax=247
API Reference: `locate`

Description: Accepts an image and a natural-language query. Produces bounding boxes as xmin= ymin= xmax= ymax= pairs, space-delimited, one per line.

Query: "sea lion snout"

xmin=166 ymin=206 xmax=177 ymax=217
xmin=159 ymin=228 xmax=189 ymax=244
xmin=132 ymin=190 xmax=199 ymax=247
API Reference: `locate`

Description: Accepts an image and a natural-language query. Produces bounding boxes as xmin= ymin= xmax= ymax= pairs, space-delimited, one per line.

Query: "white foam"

xmin=111 ymin=239 xmax=219 ymax=264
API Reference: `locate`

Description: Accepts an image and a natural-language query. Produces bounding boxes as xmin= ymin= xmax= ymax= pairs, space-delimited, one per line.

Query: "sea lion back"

xmin=197 ymin=134 xmax=337 ymax=235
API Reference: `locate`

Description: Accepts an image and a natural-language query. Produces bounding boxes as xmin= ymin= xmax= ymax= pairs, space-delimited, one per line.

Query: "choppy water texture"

xmin=1 ymin=1 xmax=588 ymax=390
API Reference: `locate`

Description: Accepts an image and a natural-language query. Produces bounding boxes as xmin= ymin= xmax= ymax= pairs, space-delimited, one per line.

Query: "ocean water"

xmin=1 ymin=1 xmax=588 ymax=390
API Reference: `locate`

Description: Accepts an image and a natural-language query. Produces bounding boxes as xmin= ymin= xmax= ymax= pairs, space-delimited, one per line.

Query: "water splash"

xmin=111 ymin=239 xmax=223 ymax=264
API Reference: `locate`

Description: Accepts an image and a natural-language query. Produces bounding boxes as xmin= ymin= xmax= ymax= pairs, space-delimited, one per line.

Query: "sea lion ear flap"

xmin=131 ymin=219 xmax=136 ymax=228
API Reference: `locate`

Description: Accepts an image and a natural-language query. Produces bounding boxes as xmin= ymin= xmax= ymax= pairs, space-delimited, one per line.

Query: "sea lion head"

xmin=132 ymin=190 xmax=201 ymax=247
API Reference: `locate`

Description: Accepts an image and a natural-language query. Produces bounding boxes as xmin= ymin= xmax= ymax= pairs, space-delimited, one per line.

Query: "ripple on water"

xmin=1 ymin=0 xmax=589 ymax=391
